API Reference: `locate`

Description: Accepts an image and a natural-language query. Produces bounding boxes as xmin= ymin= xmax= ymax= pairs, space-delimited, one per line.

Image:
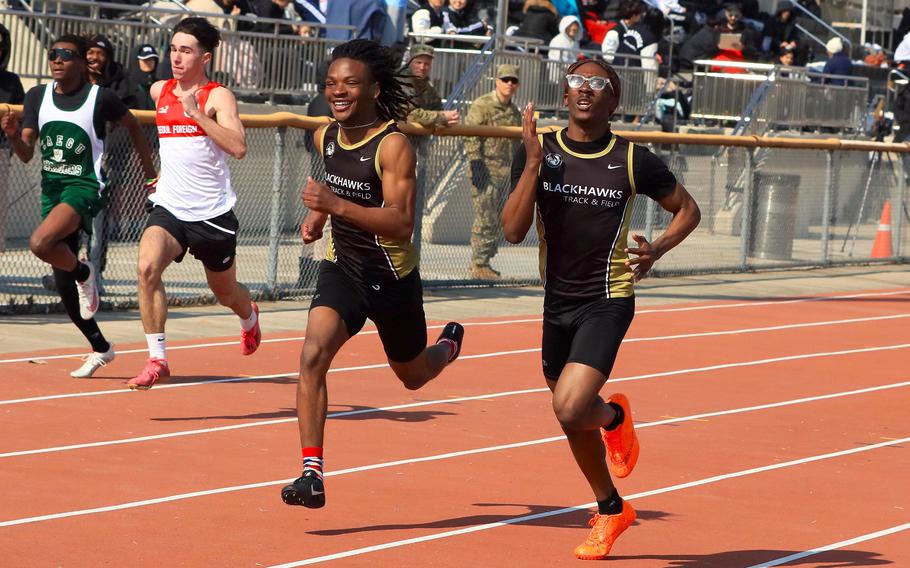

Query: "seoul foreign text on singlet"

xmin=319 ymin=120 xmax=418 ymax=283
xmin=153 ymin=79 xmax=236 ymax=221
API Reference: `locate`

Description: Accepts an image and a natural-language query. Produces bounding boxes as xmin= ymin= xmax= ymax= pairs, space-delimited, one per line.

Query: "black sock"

xmin=604 ymin=402 xmax=624 ymax=431
xmin=53 ymin=268 xmax=110 ymax=353
xmin=597 ymin=490 xmax=623 ymax=515
xmin=70 ymin=261 xmax=90 ymax=283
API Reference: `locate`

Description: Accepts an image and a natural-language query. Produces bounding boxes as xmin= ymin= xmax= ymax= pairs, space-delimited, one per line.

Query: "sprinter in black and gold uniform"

xmin=502 ymin=59 xmax=701 ymax=560
xmin=281 ymin=39 xmax=464 ymax=510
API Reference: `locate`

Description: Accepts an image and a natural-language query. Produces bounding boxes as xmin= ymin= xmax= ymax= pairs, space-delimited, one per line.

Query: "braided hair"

xmin=330 ymin=39 xmax=410 ymax=122
xmin=565 ymin=58 xmax=622 ymax=101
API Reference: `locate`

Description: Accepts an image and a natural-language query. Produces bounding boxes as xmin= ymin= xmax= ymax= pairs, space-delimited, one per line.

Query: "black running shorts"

xmin=541 ymin=294 xmax=635 ymax=381
xmin=310 ymin=260 xmax=427 ymax=363
xmin=145 ymin=203 xmax=239 ymax=272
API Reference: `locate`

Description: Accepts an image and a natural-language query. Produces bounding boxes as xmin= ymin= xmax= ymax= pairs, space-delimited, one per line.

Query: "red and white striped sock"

xmin=302 ymin=446 xmax=324 ymax=481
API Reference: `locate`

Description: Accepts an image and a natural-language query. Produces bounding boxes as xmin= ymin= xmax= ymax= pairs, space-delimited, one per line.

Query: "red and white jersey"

xmin=153 ymin=80 xmax=236 ymax=221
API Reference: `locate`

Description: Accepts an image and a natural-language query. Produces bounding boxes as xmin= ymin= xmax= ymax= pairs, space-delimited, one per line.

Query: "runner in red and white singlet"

xmin=129 ymin=17 xmax=261 ymax=390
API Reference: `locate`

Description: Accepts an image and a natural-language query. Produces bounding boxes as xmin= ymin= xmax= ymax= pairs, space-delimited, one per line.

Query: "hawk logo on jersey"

xmin=545 ymin=153 xmax=563 ymax=169
xmin=52 ymin=149 xmax=64 ymax=162
xmin=158 ymin=105 xmax=169 ymax=114
xmin=326 ymin=141 xmax=336 ymax=158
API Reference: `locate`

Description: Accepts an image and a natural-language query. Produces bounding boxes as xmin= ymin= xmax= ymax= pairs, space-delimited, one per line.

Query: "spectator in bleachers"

xmin=251 ymin=0 xmax=297 ymax=35
xmin=602 ymin=0 xmax=658 ymax=70
xmin=86 ymin=35 xmax=145 ymax=110
xmin=548 ymin=15 xmax=582 ymax=63
xmin=764 ymin=6 xmax=797 ymax=57
xmin=85 ymin=35 xmax=149 ymax=281
xmin=678 ymin=19 xmax=720 ymax=69
xmin=412 ymin=0 xmax=448 ymax=44
xmin=777 ymin=45 xmax=795 ymax=66
xmin=895 ymin=31 xmax=910 ymax=67
xmin=213 ymin=0 xmax=257 ymax=31
xmin=293 ymin=0 xmax=326 ymax=33
xmin=326 ymin=0 xmax=391 ymax=41
xmin=515 ymin=0 xmax=560 ymax=45
xmin=444 ymin=0 xmax=490 ymax=36
xmin=863 ymin=43 xmax=886 ymax=68
xmin=822 ymin=37 xmax=852 ymax=81
xmin=131 ymin=44 xmax=159 ymax=110
xmin=1 ymin=23 xmax=26 ymax=252
xmin=401 ymin=44 xmax=460 ymax=127
xmin=577 ymin=0 xmax=614 ymax=46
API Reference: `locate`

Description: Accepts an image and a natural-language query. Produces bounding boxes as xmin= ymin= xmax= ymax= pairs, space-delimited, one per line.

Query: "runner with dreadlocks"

xmin=281 ymin=39 xmax=465 ymax=509
xmin=502 ymin=58 xmax=700 ymax=559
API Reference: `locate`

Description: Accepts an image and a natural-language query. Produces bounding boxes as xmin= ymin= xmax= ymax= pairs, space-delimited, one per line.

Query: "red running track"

xmin=0 ymin=288 xmax=908 ymax=566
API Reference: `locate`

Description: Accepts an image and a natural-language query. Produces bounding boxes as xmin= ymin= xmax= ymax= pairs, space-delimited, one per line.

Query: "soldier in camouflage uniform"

xmin=464 ymin=63 xmax=521 ymax=279
xmin=401 ymin=43 xmax=460 ymax=128
xmin=400 ymin=44 xmax=459 ymax=253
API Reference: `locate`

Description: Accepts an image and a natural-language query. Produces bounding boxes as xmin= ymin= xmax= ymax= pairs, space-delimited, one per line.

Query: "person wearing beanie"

xmin=822 ymin=36 xmax=853 ymax=84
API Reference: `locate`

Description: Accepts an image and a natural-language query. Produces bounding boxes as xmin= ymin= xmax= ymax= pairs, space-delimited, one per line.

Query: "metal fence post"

xmin=896 ymin=153 xmax=906 ymax=259
xmin=820 ymin=150 xmax=833 ymax=265
xmin=267 ymin=126 xmax=286 ymax=292
xmin=739 ymin=148 xmax=754 ymax=268
xmin=708 ymin=154 xmax=716 ymax=235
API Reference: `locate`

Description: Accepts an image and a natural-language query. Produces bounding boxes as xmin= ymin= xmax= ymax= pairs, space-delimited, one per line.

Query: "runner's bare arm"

xmin=180 ymin=86 xmax=247 ymax=159
xmin=502 ymin=102 xmax=541 ymax=243
xmin=300 ymin=124 xmax=330 ymax=242
xmin=301 ymin=133 xmax=415 ymax=241
xmin=1 ymin=109 xmax=36 ymax=163
xmin=119 ymin=111 xmax=157 ymax=180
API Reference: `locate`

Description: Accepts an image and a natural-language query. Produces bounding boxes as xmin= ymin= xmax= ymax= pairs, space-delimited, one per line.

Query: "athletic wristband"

xmin=144 ymin=176 xmax=159 ymax=191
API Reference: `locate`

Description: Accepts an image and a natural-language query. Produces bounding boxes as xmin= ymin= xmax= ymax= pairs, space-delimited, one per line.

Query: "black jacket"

xmin=516 ymin=1 xmax=560 ymax=45
xmin=679 ymin=25 xmax=719 ymax=69
xmin=1 ymin=24 xmax=25 ymax=147
xmin=128 ymin=47 xmax=157 ymax=110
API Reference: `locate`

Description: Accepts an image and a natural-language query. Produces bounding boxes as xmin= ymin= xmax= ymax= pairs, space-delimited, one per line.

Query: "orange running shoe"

xmin=574 ymin=501 xmax=637 ymax=560
xmin=240 ymin=302 xmax=261 ymax=356
xmin=128 ymin=358 xmax=170 ymax=390
xmin=602 ymin=393 xmax=640 ymax=478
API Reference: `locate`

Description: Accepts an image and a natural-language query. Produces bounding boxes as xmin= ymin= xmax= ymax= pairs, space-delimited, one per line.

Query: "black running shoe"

xmin=281 ymin=470 xmax=326 ymax=508
xmin=436 ymin=321 xmax=464 ymax=362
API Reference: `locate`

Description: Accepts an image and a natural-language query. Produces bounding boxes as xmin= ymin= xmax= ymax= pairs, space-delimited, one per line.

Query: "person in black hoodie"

xmin=86 ymin=35 xmax=144 ymax=109
xmin=84 ymin=35 xmax=148 ymax=280
xmin=130 ymin=44 xmax=159 ymax=111
xmin=1 ymin=23 xmax=26 ymax=252
xmin=515 ymin=0 xmax=560 ymax=45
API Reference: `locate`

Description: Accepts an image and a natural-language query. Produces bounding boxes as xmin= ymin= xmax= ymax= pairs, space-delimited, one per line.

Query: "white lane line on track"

xmin=3 ymin=311 xmax=909 ymax=406
xmin=2 ymin=385 xmax=906 ymax=527
xmin=745 ymin=523 xmax=910 ymax=567
xmin=2 ymin=289 xmax=906 ymax=365
xmin=266 ymin=437 xmax=910 ymax=566
xmin=3 ymin=372 xmax=910 ymax=460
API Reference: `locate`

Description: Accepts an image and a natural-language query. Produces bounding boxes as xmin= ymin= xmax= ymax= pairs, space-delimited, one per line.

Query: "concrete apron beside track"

xmin=0 ymin=265 xmax=908 ymax=355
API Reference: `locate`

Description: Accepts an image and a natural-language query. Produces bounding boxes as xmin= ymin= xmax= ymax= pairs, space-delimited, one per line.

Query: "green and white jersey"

xmin=37 ymin=82 xmax=106 ymax=194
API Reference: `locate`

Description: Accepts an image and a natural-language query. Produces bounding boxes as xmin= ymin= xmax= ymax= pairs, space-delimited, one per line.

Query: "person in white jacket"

xmin=412 ymin=0 xmax=447 ymax=42
xmin=548 ymin=15 xmax=581 ymax=63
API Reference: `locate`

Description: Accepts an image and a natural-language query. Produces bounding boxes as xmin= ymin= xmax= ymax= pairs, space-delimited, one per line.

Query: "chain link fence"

xmin=1 ymin=116 xmax=908 ymax=314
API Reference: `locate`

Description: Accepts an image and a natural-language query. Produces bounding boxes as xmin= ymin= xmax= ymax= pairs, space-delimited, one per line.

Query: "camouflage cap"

xmin=410 ymin=43 xmax=435 ymax=59
xmin=497 ymin=64 xmax=520 ymax=80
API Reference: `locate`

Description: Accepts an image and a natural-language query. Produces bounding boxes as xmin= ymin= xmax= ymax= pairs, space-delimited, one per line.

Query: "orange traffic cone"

xmin=871 ymin=201 xmax=893 ymax=258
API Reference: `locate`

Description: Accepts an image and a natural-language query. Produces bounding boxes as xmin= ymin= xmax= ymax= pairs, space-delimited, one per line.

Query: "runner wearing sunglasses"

xmin=501 ymin=58 xmax=701 ymax=559
xmin=1 ymin=34 xmax=156 ymax=378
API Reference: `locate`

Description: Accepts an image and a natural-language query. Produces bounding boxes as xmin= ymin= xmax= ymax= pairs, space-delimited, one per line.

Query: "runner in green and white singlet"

xmin=1 ymin=34 xmax=156 ymax=378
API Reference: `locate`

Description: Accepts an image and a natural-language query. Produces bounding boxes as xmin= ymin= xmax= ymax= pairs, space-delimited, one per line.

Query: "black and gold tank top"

xmin=535 ymin=128 xmax=637 ymax=299
xmin=319 ymin=120 xmax=418 ymax=283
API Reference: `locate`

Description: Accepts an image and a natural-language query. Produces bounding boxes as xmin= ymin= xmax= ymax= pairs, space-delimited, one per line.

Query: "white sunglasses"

xmin=565 ymin=73 xmax=614 ymax=94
